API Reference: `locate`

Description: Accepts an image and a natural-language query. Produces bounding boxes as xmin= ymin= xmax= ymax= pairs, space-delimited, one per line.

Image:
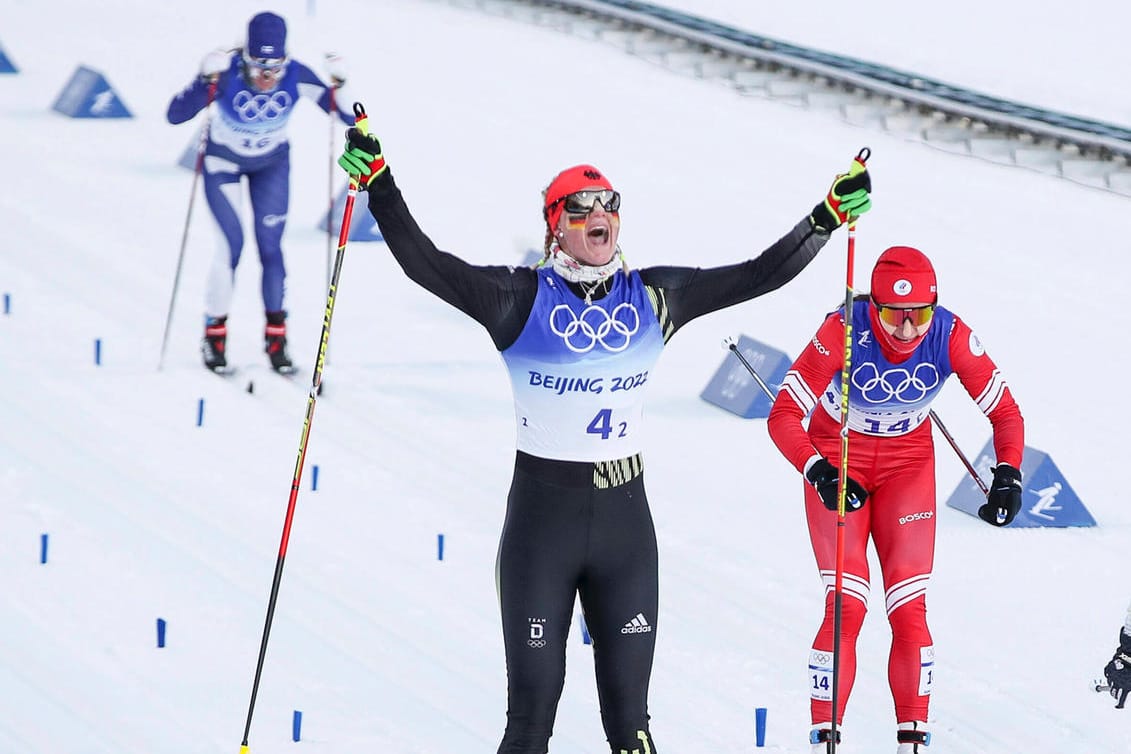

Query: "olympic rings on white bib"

xmin=549 ymin=303 xmax=640 ymax=353
xmin=851 ymin=362 xmax=940 ymax=403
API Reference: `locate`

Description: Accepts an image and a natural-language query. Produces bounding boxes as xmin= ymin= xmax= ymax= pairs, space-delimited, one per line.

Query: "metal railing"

xmin=436 ymin=0 xmax=1131 ymax=195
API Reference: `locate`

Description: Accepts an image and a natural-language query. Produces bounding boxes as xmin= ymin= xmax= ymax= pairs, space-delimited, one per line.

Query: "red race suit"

xmin=767 ymin=298 xmax=1023 ymax=726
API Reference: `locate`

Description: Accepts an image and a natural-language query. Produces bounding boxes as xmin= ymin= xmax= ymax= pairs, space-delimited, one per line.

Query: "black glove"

xmin=1104 ymin=628 xmax=1131 ymax=708
xmin=805 ymin=457 xmax=867 ymax=512
xmin=977 ymin=463 xmax=1021 ymax=526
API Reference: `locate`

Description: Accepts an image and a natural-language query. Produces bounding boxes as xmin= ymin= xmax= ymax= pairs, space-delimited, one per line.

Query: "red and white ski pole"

xmin=237 ymin=101 xmax=369 ymax=754
xmin=830 ymin=147 xmax=869 ymax=753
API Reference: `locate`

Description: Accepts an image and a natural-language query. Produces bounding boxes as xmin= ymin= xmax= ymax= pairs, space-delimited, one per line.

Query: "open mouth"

xmin=588 ymin=226 xmax=609 ymax=243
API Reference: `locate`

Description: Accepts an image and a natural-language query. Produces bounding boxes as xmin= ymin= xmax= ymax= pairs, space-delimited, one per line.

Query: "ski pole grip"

xmin=353 ymin=102 xmax=368 ymax=135
xmin=848 ymin=146 xmax=870 ymax=175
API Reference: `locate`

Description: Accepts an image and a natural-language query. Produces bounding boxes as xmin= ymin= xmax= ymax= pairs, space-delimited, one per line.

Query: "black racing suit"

xmin=363 ymin=170 xmax=830 ymax=753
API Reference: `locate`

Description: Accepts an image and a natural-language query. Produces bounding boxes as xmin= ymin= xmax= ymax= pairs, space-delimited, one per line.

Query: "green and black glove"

xmin=338 ymin=127 xmax=387 ymax=189
xmin=809 ymin=152 xmax=872 ymax=233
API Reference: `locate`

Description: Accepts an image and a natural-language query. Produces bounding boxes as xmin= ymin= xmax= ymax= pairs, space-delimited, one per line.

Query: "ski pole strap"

xmin=353 ymin=101 xmax=368 ymax=135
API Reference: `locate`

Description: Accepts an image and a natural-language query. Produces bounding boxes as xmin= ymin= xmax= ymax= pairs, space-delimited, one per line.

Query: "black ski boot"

xmin=202 ymin=316 xmax=228 ymax=372
xmin=265 ymin=311 xmax=295 ymax=374
xmin=809 ymin=725 xmax=840 ymax=754
xmin=897 ymin=722 xmax=930 ymax=753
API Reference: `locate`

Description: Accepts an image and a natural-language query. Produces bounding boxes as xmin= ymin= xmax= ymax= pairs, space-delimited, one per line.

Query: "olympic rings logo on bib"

xmin=549 ymin=303 xmax=640 ymax=353
xmin=233 ymin=90 xmax=291 ymax=121
xmin=851 ymin=362 xmax=940 ymax=404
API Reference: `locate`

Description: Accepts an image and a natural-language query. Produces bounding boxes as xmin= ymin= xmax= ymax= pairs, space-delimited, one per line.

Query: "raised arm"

xmin=338 ymin=127 xmax=538 ymax=350
xmin=639 ymin=156 xmax=871 ymax=335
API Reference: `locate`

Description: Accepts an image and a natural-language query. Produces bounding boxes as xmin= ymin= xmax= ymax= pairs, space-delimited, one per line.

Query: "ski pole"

xmin=158 ymin=80 xmax=216 ymax=371
xmin=830 ymin=147 xmax=869 ymax=753
xmin=324 ymin=82 xmax=338 ymax=372
xmin=722 ymin=337 xmax=777 ymax=400
xmin=237 ymin=100 xmax=368 ymax=754
xmin=326 ymin=81 xmax=336 ymax=297
xmin=928 ymin=409 xmax=989 ymax=494
xmin=722 ymin=338 xmax=988 ymax=493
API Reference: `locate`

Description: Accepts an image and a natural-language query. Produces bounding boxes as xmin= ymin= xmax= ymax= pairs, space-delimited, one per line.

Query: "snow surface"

xmin=1 ymin=1 xmax=1129 ymax=752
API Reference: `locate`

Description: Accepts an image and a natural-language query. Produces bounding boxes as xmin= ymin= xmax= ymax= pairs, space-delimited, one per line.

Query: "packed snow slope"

xmin=0 ymin=0 xmax=1128 ymax=752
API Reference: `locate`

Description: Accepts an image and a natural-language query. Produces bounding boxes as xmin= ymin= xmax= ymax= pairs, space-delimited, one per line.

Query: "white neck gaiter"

xmin=548 ymin=244 xmax=623 ymax=284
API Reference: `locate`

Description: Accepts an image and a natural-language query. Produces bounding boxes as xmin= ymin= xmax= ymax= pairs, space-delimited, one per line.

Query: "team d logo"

xmin=527 ymin=618 xmax=546 ymax=648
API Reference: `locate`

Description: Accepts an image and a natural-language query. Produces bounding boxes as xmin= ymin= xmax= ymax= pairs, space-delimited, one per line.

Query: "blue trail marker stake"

xmin=311 ymin=464 xmax=319 ymax=491
xmin=40 ymin=533 xmax=48 ymax=564
xmin=94 ymin=338 xmax=102 ymax=365
xmin=196 ymin=398 xmax=204 ymax=427
xmin=3 ymin=293 xmax=9 ymax=314
xmin=292 ymin=710 xmax=302 ymax=741
xmin=437 ymin=533 xmax=444 ymax=561
xmin=755 ymin=707 xmax=767 ymax=747
xmin=156 ymin=618 xmax=167 ymax=648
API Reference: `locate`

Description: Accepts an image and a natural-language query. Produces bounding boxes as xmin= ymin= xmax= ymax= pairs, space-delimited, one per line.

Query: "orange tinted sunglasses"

xmin=876 ymin=303 xmax=935 ymax=327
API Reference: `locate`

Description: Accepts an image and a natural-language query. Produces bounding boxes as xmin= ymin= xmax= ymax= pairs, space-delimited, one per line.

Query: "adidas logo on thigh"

xmin=621 ymin=612 xmax=653 ymax=634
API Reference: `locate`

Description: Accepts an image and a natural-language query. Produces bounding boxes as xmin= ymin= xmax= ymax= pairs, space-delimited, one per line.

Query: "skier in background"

xmin=766 ymin=246 xmax=1025 ymax=754
xmin=167 ymin=10 xmax=352 ymax=373
xmin=1102 ymin=602 xmax=1131 ymax=707
xmin=337 ymin=126 xmax=871 ymax=753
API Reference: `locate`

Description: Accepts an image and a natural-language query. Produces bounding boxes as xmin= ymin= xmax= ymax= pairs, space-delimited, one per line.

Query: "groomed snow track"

xmin=434 ymin=0 xmax=1131 ymax=197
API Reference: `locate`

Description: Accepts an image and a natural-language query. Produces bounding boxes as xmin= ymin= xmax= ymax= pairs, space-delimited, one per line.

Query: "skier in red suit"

xmin=767 ymin=245 xmax=1025 ymax=754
